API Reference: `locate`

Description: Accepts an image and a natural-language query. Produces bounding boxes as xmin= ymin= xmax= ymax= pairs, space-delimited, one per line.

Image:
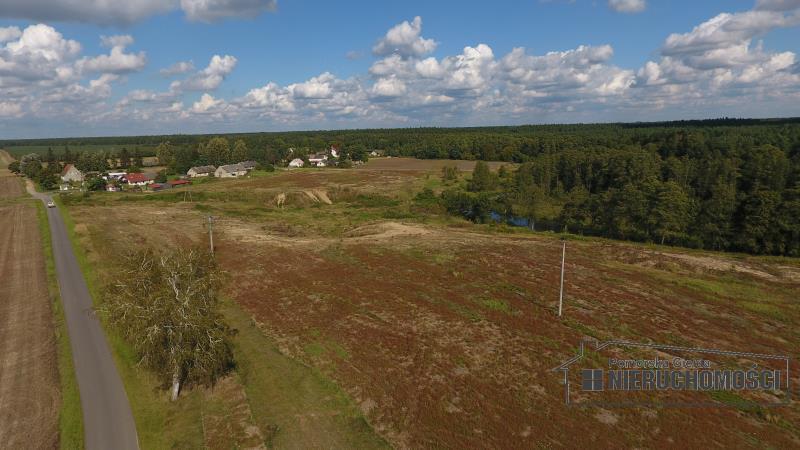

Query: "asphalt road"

xmin=28 ymin=184 xmax=139 ymax=450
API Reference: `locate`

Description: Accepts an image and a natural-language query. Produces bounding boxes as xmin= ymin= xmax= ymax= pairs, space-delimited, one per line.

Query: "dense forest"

xmin=4 ymin=118 xmax=799 ymax=256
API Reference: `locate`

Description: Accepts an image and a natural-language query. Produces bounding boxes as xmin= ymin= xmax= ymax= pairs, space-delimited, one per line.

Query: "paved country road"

xmin=26 ymin=182 xmax=139 ymax=450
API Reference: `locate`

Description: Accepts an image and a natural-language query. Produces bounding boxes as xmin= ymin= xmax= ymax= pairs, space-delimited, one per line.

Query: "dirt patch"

xmin=344 ymin=222 xmax=432 ymax=240
xmin=0 ymin=203 xmax=60 ymax=448
xmin=661 ymin=252 xmax=778 ymax=280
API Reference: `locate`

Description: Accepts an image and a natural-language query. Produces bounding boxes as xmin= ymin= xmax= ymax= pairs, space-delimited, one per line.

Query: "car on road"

xmin=46 ymin=200 xmax=56 ymax=208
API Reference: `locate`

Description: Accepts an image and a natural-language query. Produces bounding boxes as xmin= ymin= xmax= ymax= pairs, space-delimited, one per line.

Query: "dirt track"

xmin=0 ymin=153 xmax=60 ymax=448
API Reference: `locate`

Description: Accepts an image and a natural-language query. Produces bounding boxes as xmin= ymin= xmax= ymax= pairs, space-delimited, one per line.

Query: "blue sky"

xmin=0 ymin=0 xmax=799 ymax=138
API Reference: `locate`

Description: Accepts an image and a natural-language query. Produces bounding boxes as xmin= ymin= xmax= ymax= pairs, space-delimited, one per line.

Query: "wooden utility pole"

xmin=207 ymin=216 xmax=215 ymax=255
xmin=558 ymin=241 xmax=566 ymax=317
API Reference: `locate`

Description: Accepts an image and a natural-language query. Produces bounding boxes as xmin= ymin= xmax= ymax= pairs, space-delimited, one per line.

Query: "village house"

xmin=309 ymin=153 xmax=328 ymax=167
xmin=105 ymin=171 xmax=127 ymax=180
xmin=126 ymin=172 xmax=156 ymax=186
xmin=187 ymin=165 xmax=216 ymax=178
xmin=288 ymin=158 xmax=304 ymax=168
xmin=215 ymin=163 xmax=248 ymax=178
xmin=60 ymin=164 xmax=84 ymax=183
xmin=240 ymin=161 xmax=258 ymax=171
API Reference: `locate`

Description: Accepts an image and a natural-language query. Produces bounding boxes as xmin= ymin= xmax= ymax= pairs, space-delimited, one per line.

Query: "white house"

xmin=215 ymin=163 xmax=248 ymax=178
xmin=330 ymin=146 xmax=339 ymax=158
xmin=309 ymin=153 xmax=328 ymax=167
xmin=187 ymin=165 xmax=216 ymax=178
xmin=104 ymin=171 xmax=127 ymax=181
xmin=288 ymin=158 xmax=304 ymax=168
xmin=61 ymin=164 xmax=84 ymax=183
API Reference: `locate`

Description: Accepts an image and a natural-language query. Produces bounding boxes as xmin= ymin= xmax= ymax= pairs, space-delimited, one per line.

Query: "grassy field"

xmin=59 ymin=158 xmax=800 ymax=448
xmin=56 ymin=191 xmax=387 ymax=448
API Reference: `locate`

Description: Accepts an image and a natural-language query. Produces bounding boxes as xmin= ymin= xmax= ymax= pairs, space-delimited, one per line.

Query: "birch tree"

xmin=105 ymin=247 xmax=234 ymax=400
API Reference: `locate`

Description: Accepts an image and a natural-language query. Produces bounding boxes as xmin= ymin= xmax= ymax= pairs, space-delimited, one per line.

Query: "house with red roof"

xmin=126 ymin=172 xmax=155 ymax=186
xmin=61 ymin=164 xmax=84 ymax=183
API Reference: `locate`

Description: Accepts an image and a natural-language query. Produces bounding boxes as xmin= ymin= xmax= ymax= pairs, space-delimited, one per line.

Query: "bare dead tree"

xmin=103 ymin=247 xmax=234 ymax=400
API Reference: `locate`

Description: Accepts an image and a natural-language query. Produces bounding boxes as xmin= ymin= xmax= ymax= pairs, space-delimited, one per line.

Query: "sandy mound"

xmin=344 ymin=222 xmax=431 ymax=240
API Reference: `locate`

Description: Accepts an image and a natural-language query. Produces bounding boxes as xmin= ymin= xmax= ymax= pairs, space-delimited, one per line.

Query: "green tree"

xmin=736 ymin=189 xmax=781 ymax=254
xmin=104 ymin=248 xmax=234 ymax=400
xmin=468 ymin=161 xmax=496 ymax=192
xmin=200 ymin=137 xmax=231 ymax=166
xmin=118 ymin=147 xmax=131 ymax=169
xmin=649 ymin=181 xmax=692 ymax=245
xmin=156 ymin=142 xmax=177 ymax=174
xmin=20 ymin=153 xmax=43 ymax=178
xmin=8 ymin=160 xmax=20 ymax=174
xmin=231 ymin=139 xmax=248 ymax=163
xmin=441 ymin=165 xmax=459 ymax=182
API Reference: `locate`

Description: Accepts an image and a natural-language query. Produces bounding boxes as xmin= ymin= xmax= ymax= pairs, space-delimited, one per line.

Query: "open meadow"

xmin=62 ymin=157 xmax=800 ymax=448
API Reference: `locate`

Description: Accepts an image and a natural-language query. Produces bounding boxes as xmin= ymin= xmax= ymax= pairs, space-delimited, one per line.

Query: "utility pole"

xmin=558 ymin=240 xmax=566 ymax=317
xmin=207 ymin=216 xmax=215 ymax=255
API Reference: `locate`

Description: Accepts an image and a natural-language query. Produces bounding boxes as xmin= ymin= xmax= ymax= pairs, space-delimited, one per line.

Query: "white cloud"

xmin=608 ymin=0 xmax=646 ymax=13
xmin=170 ymin=54 xmax=237 ymax=91
xmin=160 ymin=61 xmax=195 ymax=76
xmin=290 ymin=72 xmax=336 ymax=99
xmin=371 ymin=76 xmax=407 ymax=98
xmin=0 ymin=24 xmax=81 ymax=82
xmin=0 ymin=27 xmax=21 ymax=43
xmin=191 ymin=93 xmax=224 ymax=113
xmin=373 ymin=16 xmax=437 ymax=57
xmin=0 ymin=0 xmax=277 ymax=25
xmin=78 ymin=35 xmax=146 ymax=74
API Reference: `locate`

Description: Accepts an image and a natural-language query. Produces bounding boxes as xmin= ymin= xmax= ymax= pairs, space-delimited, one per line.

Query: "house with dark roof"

xmin=240 ymin=161 xmax=258 ymax=171
xmin=215 ymin=163 xmax=247 ymax=178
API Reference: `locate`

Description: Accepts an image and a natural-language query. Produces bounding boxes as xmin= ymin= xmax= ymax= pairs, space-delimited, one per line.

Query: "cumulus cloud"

xmin=373 ymin=16 xmax=437 ymax=57
xmin=608 ymin=0 xmax=646 ymax=13
xmin=160 ymin=61 xmax=195 ymax=76
xmin=0 ymin=24 xmax=81 ymax=82
xmin=78 ymin=35 xmax=146 ymax=74
xmin=170 ymin=54 xmax=237 ymax=91
xmin=0 ymin=26 xmax=22 ymax=43
xmin=0 ymin=0 xmax=277 ymax=25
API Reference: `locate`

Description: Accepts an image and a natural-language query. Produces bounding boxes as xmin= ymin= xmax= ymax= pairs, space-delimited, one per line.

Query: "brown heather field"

xmin=0 ymin=152 xmax=60 ymax=448
xmin=63 ymin=157 xmax=800 ymax=448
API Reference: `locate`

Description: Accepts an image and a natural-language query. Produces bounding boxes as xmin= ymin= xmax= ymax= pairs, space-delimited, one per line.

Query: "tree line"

xmin=441 ymin=139 xmax=800 ymax=256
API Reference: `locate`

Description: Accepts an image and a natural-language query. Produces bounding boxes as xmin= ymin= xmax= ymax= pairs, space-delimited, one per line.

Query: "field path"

xmin=25 ymin=179 xmax=139 ymax=450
